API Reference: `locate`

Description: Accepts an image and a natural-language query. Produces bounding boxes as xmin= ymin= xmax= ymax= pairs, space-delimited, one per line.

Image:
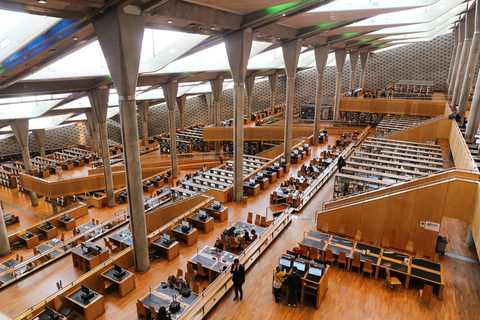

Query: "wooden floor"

xmin=0 ymin=131 xmax=479 ymax=320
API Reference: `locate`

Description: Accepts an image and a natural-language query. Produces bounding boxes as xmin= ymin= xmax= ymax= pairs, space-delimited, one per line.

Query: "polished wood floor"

xmin=0 ymin=131 xmax=479 ymax=320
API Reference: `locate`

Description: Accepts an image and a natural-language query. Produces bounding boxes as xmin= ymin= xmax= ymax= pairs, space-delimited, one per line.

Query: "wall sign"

xmin=425 ymin=221 xmax=440 ymax=232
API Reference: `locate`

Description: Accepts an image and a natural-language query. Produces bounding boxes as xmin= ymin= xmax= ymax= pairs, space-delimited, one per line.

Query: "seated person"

xmin=244 ymin=230 xmax=251 ymax=243
xmin=224 ymin=227 xmax=236 ymax=244
xmin=251 ymin=229 xmax=257 ymax=242
xmin=167 ymin=275 xmax=177 ymax=287
xmin=234 ymin=230 xmax=243 ymax=249
xmin=292 ymin=244 xmax=304 ymax=256
xmin=156 ymin=306 xmax=171 ymax=320
xmin=176 ymin=276 xmax=189 ymax=291
xmin=214 ymin=239 xmax=224 ymax=251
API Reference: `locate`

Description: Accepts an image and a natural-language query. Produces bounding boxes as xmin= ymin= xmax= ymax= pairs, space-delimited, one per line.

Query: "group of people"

xmin=273 ymin=265 xmax=303 ymax=306
xmin=222 ymin=226 xmax=257 ymax=250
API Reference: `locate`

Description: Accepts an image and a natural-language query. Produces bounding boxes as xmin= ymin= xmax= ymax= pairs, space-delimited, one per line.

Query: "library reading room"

xmin=0 ymin=0 xmax=479 ymax=319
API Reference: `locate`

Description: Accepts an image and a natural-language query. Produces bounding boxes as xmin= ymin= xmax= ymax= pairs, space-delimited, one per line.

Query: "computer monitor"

xmin=81 ymin=243 xmax=89 ymax=255
xmin=304 ymin=144 xmax=309 ymax=149
xmin=44 ymin=306 xmax=59 ymax=320
xmin=279 ymin=257 xmax=291 ymax=268
xmin=294 ymin=150 xmax=299 ymax=155
xmin=203 ymin=181 xmax=208 ymax=186
xmin=163 ymin=233 xmax=171 ymax=241
xmin=199 ymin=210 xmax=207 ymax=220
xmin=64 ymin=213 xmax=71 ymax=221
xmin=293 ymin=260 xmax=306 ymax=272
xmin=46 ymin=221 xmax=52 ymax=228
xmin=258 ymin=172 xmax=263 ymax=178
xmin=182 ymin=221 xmax=190 ymax=228
xmin=274 ymin=162 xmax=279 ymax=167
xmin=286 ymin=250 xmax=298 ymax=258
xmin=309 ymin=266 xmax=323 ymax=277
xmin=26 ymin=230 xmax=34 ymax=238
xmin=249 ymin=179 xmax=255 ymax=185
xmin=113 ymin=263 xmax=126 ymax=278
xmin=300 ymin=255 xmax=312 ymax=261
xmin=80 ymin=285 xmax=94 ymax=300
xmin=281 ymin=158 xmax=286 ymax=164
xmin=213 ymin=200 xmax=221 ymax=209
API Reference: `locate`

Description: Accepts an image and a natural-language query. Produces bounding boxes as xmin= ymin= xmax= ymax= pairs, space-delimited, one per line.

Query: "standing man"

xmin=286 ymin=266 xmax=302 ymax=307
xmin=231 ymin=258 xmax=245 ymax=301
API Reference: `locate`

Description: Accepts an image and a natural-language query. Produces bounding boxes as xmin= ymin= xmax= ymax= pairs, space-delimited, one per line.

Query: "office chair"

xmin=362 ymin=260 xmax=374 ymax=278
xmin=419 ymin=284 xmax=433 ymax=307
xmin=385 ymin=268 xmax=402 ymax=290
xmin=148 ymin=248 xmax=160 ymax=261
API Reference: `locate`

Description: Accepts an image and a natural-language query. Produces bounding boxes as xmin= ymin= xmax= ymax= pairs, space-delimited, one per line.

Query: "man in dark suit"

xmin=230 ymin=258 xmax=245 ymax=301
xmin=285 ymin=266 xmax=302 ymax=307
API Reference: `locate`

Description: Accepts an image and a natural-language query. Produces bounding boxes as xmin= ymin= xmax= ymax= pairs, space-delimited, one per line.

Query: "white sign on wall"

xmin=425 ymin=221 xmax=440 ymax=232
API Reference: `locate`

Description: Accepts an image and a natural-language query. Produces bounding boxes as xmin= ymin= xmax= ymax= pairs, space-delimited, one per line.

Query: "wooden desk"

xmin=255 ymin=176 xmax=269 ymax=190
xmin=101 ymin=267 xmax=136 ymax=297
xmin=188 ymin=246 xmax=238 ymax=282
xmin=151 ymin=237 xmax=180 ymax=261
xmin=62 ymin=163 xmax=74 ymax=171
xmin=281 ymin=163 xmax=291 ymax=174
xmin=38 ymin=224 xmax=58 ymax=240
xmin=19 ymin=233 xmax=39 ymax=248
xmin=66 ymin=287 xmax=105 ymax=320
xmin=271 ymin=166 xmax=284 ymax=178
xmin=31 ymin=307 xmax=67 ymax=320
xmin=205 ymin=204 xmax=228 ymax=222
xmin=172 ymin=225 xmax=198 ymax=247
xmin=301 ymin=264 xmax=329 ymax=309
xmin=243 ymin=182 xmax=260 ymax=196
xmin=74 ymin=159 xmax=85 ymax=167
xmin=188 ymin=213 xmax=214 ymax=233
xmin=264 ymin=171 xmax=277 ymax=184
xmin=71 ymin=243 xmax=109 ymax=271
xmin=143 ymin=184 xmax=154 ymax=193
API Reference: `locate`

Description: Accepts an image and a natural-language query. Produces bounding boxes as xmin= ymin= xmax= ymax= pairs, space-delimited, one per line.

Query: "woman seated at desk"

xmin=176 ymin=276 xmax=189 ymax=291
xmin=167 ymin=275 xmax=177 ymax=287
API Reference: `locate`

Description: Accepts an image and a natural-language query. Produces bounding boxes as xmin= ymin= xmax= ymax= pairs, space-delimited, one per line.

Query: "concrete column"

xmin=245 ymin=75 xmax=255 ymax=120
xmin=312 ymin=45 xmax=329 ymax=146
xmin=88 ymin=87 xmax=115 ymax=208
xmin=137 ymin=101 xmax=150 ymax=145
xmin=282 ymin=39 xmax=302 ymax=164
xmin=333 ymin=49 xmax=347 ymax=120
xmin=0 ymin=205 xmax=10 ymax=256
xmin=32 ymin=129 xmax=46 ymax=157
xmin=359 ymin=52 xmax=369 ymax=88
xmin=453 ymin=10 xmax=475 ymax=107
xmin=458 ymin=5 xmax=480 ymax=124
xmin=447 ymin=28 xmax=459 ymax=87
xmin=268 ymin=73 xmax=278 ymax=113
xmin=224 ymin=29 xmax=254 ymax=202
xmin=465 ymin=228 xmax=475 ymax=247
xmin=162 ymin=81 xmax=179 ymax=178
xmin=93 ymin=7 xmax=149 ymax=272
xmin=10 ymin=119 xmax=38 ymax=206
xmin=210 ymin=78 xmax=224 ymax=152
xmin=85 ymin=111 xmax=100 ymax=153
xmin=349 ymin=50 xmax=360 ymax=91
xmin=176 ymin=95 xmax=186 ymax=131
xmin=205 ymin=93 xmax=213 ymax=124
xmin=449 ymin=22 xmax=466 ymax=99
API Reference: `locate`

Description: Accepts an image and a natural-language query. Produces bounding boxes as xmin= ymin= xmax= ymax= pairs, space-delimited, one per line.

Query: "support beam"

xmin=162 ymin=81 xmax=179 ymax=178
xmin=349 ymin=50 xmax=360 ymax=91
xmin=137 ymin=101 xmax=150 ymax=144
xmin=176 ymin=95 xmax=186 ymax=131
xmin=245 ymin=75 xmax=255 ymax=121
xmin=87 ymin=87 xmax=115 ymax=208
xmin=453 ymin=10 xmax=475 ymax=107
xmin=32 ymin=129 xmax=46 ymax=158
xmin=0 ymin=205 xmax=10 ymax=256
xmin=447 ymin=28 xmax=459 ymax=87
xmin=85 ymin=111 xmax=100 ymax=153
xmin=282 ymin=39 xmax=302 ymax=164
xmin=10 ymin=119 xmax=38 ymax=206
xmin=205 ymin=93 xmax=213 ymax=124
xmin=312 ymin=45 xmax=329 ymax=146
xmin=458 ymin=5 xmax=480 ymax=124
xmin=268 ymin=73 xmax=278 ymax=113
xmin=210 ymin=78 xmax=224 ymax=152
xmin=224 ymin=29 xmax=254 ymax=202
xmin=93 ymin=7 xmax=149 ymax=273
xmin=449 ymin=21 xmax=466 ymax=99
xmin=359 ymin=51 xmax=369 ymax=88
xmin=333 ymin=49 xmax=347 ymax=121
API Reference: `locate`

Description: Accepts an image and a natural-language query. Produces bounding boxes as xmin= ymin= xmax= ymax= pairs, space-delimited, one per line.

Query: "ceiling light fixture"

xmin=72 ymin=36 xmax=79 ymax=41
xmin=282 ymin=14 xmax=286 ymax=17
xmin=167 ymin=20 xmax=173 ymax=24
xmin=38 ymin=0 xmax=47 ymax=3
xmin=211 ymin=26 xmax=215 ymax=30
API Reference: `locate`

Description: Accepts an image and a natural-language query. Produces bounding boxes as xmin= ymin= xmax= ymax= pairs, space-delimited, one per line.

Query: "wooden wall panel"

xmin=470 ymin=185 xmax=480 ymax=257
xmin=203 ymin=126 xmax=314 ymax=142
xmin=443 ymin=180 xmax=478 ymax=221
xmin=337 ymin=98 xmax=447 ymax=116
xmin=384 ymin=191 xmax=416 ymax=249
xmin=359 ymin=197 xmax=388 ymax=244
xmin=335 ymin=205 xmax=362 ymax=238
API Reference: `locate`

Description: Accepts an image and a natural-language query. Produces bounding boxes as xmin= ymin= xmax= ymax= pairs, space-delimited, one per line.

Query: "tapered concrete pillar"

xmin=210 ymin=78 xmax=224 ymax=152
xmin=459 ymin=5 xmax=480 ymax=124
xmin=466 ymin=61 xmax=480 ymax=140
xmin=225 ymin=29 xmax=254 ymax=202
xmin=282 ymin=39 xmax=302 ymax=164
xmin=0 ymin=205 xmax=10 ymax=256
xmin=268 ymin=73 xmax=278 ymax=113
xmin=93 ymin=7 xmax=149 ymax=272
xmin=137 ymin=101 xmax=150 ymax=144
xmin=162 ymin=81 xmax=179 ymax=178
xmin=10 ymin=119 xmax=38 ymax=206
xmin=88 ymin=87 xmax=115 ymax=208
xmin=32 ymin=129 xmax=46 ymax=157
xmin=465 ymin=228 xmax=475 ymax=247
xmin=349 ymin=50 xmax=360 ymax=91
xmin=333 ymin=49 xmax=347 ymax=120
xmin=312 ymin=45 xmax=329 ymax=146
xmin=205 ymin=93 xmax=213 ymax=124
xmin=453 ymin=10 xmax=475 ymax=107
xmin=176 ymin=95 xmax=186 ymax=131
xmin=245 ymin=75 xmax=255 ymax=120
xmin=85 ymin=111 xmax=100 ymax=153
xmin=447 ymin=28 xmax=459 ymax=87
xmin=449 ymin=21 xmax=466 ymax=99
xmin=359 ymin=52 xmax=369 ymax=88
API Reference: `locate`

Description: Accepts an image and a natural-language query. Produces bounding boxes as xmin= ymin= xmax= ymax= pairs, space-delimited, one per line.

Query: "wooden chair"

xmin=362 ymin=259 xmax=374 ymax=278
xmin=325 ymin=249 xmax=335 ymax=265
xmin=187 ymin=262 xmax=197 ymax=278
xmin=300 ymin=244 xmax=309 ymax=257
xmin=419 ymin=284 xmax=433 ymax=307
xmin=240 ymin=237 xmax=247 ymax=250
xmin=405 ymin=240 xmax=415 ymax=254
xmin=309 ymin=247 xmax=319 ymax=260
xmin=91 ymin=218 xmax=95 ymax=224
xmin=192 ymin=281 xmax=202 ymax=295
xmin=184 ymin=272 xmax=191 ymax=287
xmin=337 ymin=251 xmax=347 ymax=270
xmin=229 ymin=236 xmax=238 ymax=251
xmin=177 ymin=268 xmax=183 ymax=278
xmin=60 ymin=234 xmax=65 ymax=242
xmin=220 ymin=233 xmax=229 ymax=249
xmin=259 ymin=216 xmax=268 ymax=228
xmin=19 ymin=255 xmax=23 ymax=262
xmin=254 ymin=214 xmax=261 ymax=226
xmin=355 ymin=230 xmax=362 ymax=242
xmin=16 ymin=254 xmax=19 ymax=261
xmin=104 ymin=238 xmax=114 ymax=252
xmin=271 ymin=192 xmax=278 ymax=204
xmin=351 ymin=253 xmax=361 ymax=273
xmin=196 ymin=262 xmax=207 ymax=280
xmin=416 ymin=250 xmax=424 ymax=259
xmin=95 ymin=219 xmax=100 ymax=225
xmin=149 ymin=305 xmax=158 ymax=319
xmin=247 ymin=212 xmax=253 ymax=224
xmin=386 ymin=268 xmax=402 ymax=290
xmin=136 ymin=300 xmax=147 ymax=318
